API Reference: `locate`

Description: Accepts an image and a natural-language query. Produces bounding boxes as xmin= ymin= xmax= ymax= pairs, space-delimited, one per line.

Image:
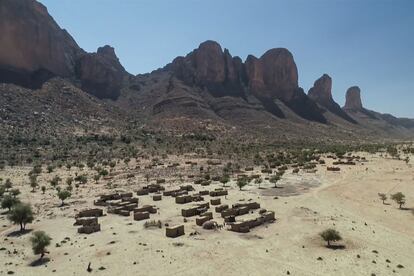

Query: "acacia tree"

xmin=8 ymin=203 xmax=34 ymax=232
xmin=378 ymin=193 xmax=387 ymax=204
xmin=254 ymin=177 xmax=263 ymax=189
xmin=57 ymin=190 xmax=71 ymax=206
xmin=30 ymin=231 xmax=51 ymax=260
xmin=320 ymin=228 xmax=342 ymax=247
xmin=220 ymin=175 xmax=230 ymax=187
xmin=270 ymin=175 xmax=281 ymax=188
xmin=1 ymin=194 xmax=20 ymax=211
xmin=4 ymin=179 xmax=12 ymax=191
xmin=237 ymin=177 xmax=248 ymax=191
xmin=391 ymin=192 xmax=406 ymax=209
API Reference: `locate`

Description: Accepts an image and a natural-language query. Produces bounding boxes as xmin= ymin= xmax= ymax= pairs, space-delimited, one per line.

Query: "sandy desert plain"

xmin=0 ymin=151 xmax=413 ymax=276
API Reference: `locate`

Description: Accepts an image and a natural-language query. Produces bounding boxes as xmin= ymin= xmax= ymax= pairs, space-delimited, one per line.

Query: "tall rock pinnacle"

xmin=344 ymin=86 xmax=363 ymax=111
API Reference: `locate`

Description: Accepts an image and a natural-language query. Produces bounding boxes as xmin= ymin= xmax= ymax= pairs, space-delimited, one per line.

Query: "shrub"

xmin=8 ymin=203 xmax=34 ymax=231
xmin=30 ymin=231 xmax=51 ymax=260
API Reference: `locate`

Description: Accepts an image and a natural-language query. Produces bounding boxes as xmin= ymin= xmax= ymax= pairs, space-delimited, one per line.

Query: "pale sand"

xmin=0 ymin=153 xmax=413 ymax=276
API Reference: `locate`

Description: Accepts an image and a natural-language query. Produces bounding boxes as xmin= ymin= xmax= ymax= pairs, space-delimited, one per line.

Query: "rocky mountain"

xmin=0 ymin=0 xmax=127 ymax=99
xmin=166 ymin=40 xmax=326 ymax=123
xmin=308 ymin=74 xmax=356 ymax=124
xmin=341 ymin=86 xmax=414 ymax=134
xmin=1 ymin=0 xmax=414 ymax=142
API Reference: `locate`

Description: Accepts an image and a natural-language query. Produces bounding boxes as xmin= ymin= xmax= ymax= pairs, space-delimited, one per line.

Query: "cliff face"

xmin=0 ymin=0 xmax=82 ymax=87
xmin=75 ymin=46 xmax=126 ymax=100
xmin=308 ymin=74 xmax=357 ymax=124
xmin=168 ymin=41 xmax=326 ymax=123
xmin=344 ymin=86 xmax=363 ymax=111
xmin=0 ymin=0 xmax=126 ymax=99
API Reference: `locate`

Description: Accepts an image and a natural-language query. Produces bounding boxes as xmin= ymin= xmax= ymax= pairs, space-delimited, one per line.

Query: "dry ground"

xmin=0 ymin=153 xmax=413 ymax=276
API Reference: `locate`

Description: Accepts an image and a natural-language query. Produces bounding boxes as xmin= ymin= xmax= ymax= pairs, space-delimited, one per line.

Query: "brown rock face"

xmin=344 ymin=86 xmax=363 ymax=110
xmin=0 ymin=0 xmax=81 ymax=87
xmin=0 ymin=0 xmax=126 ymax=99
xmin=308 ymin=74 xmax=356 ymax=124
xmin=75 ymin=46 xmax=126 ymax=100
xmin=308 ymin=74 xmax=332 ymax=104
xmin=245 ymin=48 xmax=299 ymax=101
xmin=169 ymin=40 xmax=246 ymax=97
xmin=168 ymin=40 xmax=326 ymax=123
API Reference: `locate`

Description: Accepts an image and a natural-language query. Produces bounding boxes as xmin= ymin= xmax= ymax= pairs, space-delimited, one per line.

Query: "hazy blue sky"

xmin=39 ymin=0 xmax=414 ymax=117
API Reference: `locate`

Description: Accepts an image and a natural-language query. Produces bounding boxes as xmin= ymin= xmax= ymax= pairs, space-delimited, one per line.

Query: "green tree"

xmin=391 ymin=192 xmax=406 ymax=209
xmin=220 ymin=174 xmax=230 ymax=187
xmin=10 ymin=188 xmax=20 ymax=198
xmin=0 ymin=185 xmax=5 ymax=197
xmin=30 ymin=175 xmax=38 ymax=192
xmin=8 ymin=203 xmax=34 ymax=231
xmin=320 ymin=228 xmax=342 ymax=247
xmin=30 ymin=231 xmax=51 ymax=260
xmin=4 ymin=179 xmax=12 ymax=191
xmin=254 ymin=177 xmax=263 ymax=189
xmin=378 ymin=193 xmax=387 ymax=204
xmin=1 ymin=194 xmax=20 ymax=211
xmin=237 ymin=177 xmax=248 ymax=191
xmin=270 ymin=175 xmax=281 ymax=188
xmin=57 ymin=190 xmax=71 ymax=206
xmin=50 ymin=176 xmax=61 ymax=188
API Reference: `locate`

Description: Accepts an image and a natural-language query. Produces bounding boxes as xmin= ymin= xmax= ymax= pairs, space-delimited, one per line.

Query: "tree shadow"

xmin=399 ymin=207 xmax=412 ymax=211
xmin=7 ymin=228 xmax=33 ymax=237
xmin=326 ymin=244 xmax=346 ymax=250
xmin=272 ymin=186 xmax=284 ymax=189
xmin=30 ymin=257 xmax=50 ymax=267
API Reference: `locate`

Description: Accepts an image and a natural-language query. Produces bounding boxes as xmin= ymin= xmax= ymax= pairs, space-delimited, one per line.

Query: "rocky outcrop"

xmin=245 ymin=48 xmax=298 ymax=102
xmin=0 ymin=0 xmax=82 ymax=88
xmin=0 ymin=0 xmax=126 ymax=99
xmin=75 ymin=46 xmax=126 ymax=100
xmin=168 ymin=40 xmax=246 ymax=98
xmin=308 ymin=74 xmax=356 ymax=123
xmin=168 ymin=41 xmax=326 ymax=123
xmin=343 ymin=86 xmax=363 ymax=111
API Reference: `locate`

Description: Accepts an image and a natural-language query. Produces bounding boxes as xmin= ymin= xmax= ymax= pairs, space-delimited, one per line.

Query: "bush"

xmin=320 ymin=228 xmax=342 ymax=247
xmin=8 ymin=203 xmax=34 ymax=231
xmin=30 ymin=231 xmax=51 ymax=260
